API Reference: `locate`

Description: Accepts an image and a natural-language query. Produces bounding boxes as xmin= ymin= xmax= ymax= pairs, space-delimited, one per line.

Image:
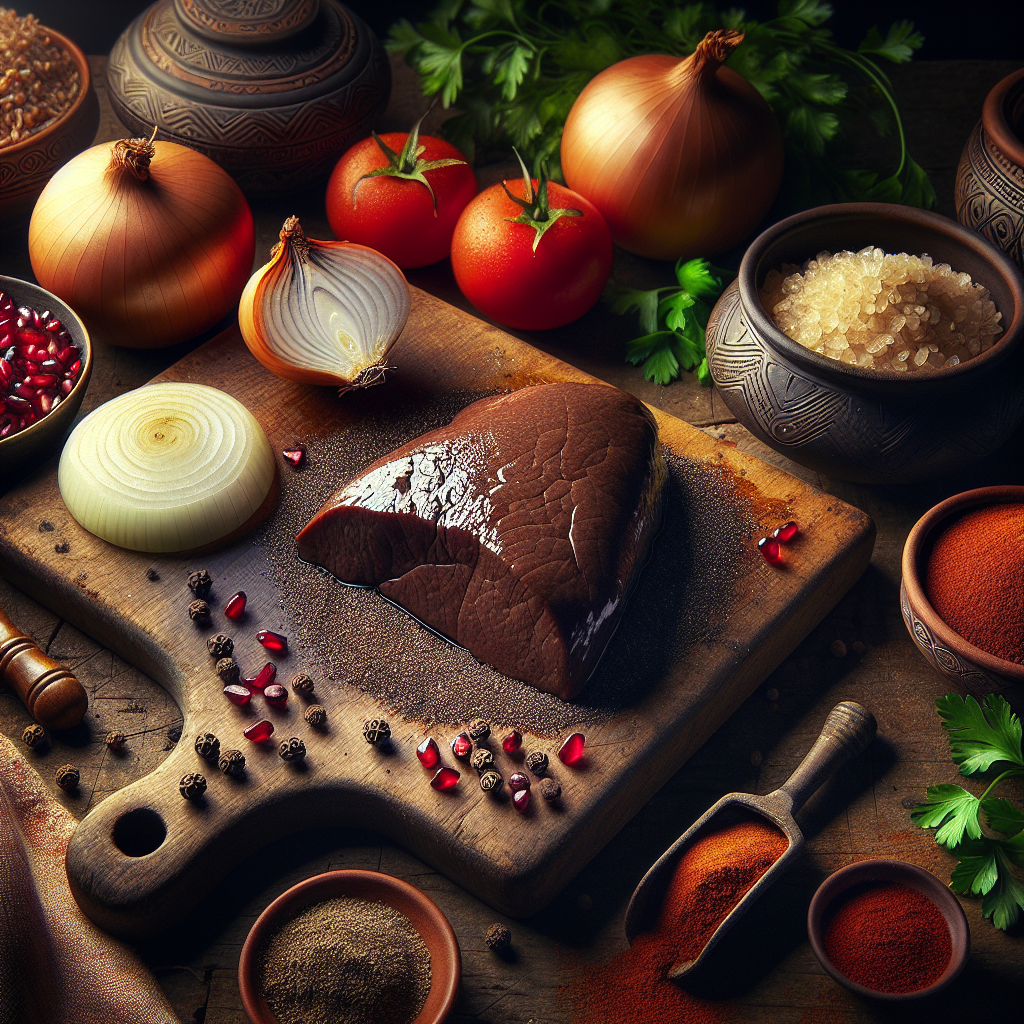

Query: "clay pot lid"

xmin=174 ymin=0 xmax=320 ymax=47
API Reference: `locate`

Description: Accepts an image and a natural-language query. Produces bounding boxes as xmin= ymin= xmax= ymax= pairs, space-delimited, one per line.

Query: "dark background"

xmin=10 ymin=1 xmax=1024 ymax=61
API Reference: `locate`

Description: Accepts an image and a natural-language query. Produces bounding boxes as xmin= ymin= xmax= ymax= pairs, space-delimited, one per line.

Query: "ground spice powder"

xmin=822 ymin=882 xmax=951 ymax=994
xmin=257 ymin=896 xmax=431 ymax=1024
xmin=563 ymin=819 xmax=788 ymax=1023
xmin=925 ymin=502 xmax=1024 ymax=664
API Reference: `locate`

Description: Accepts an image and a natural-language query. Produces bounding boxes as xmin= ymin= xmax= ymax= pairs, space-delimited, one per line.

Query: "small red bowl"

xmin=238 ymin=869 xmax=461 ymax=1024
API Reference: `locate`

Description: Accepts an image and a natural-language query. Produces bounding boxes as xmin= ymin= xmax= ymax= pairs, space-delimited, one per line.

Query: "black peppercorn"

xmin=485 ymin=922 xmax=512 ymax=953
xmin=21 ymin=724 xmax=47 ymax=750
xmin=467 ymin=717 xmax=491 ymax=742
xmin=279 ymin=737 xmax=306 ymax=762
xmin=539 ymin=777 xmax=561 ymax=802
xmin=207 ymin=633 xmax=234 ymax=658
xmin=55 ymin=764 xmax=79 ymax=791
xmin=146 ymin=567 xmax=160 ymax=581
xmin=218 ymin=749 xmax=246 ymax=777
xmin=479 ymin=769 xmax=503 ymax=794
xmin=305 ymin=704 xmax=327 ymax=728
xmin=470 ymin=748 xmax=495 ymax=774
xmin=179 ymin=772 xmax=207 ymax=800
xmin=216 ymin=657 xmax=239 ymax=683
xmin=105 ymin=731 xmax=126 ymax=753
xmin=194 ymin=732 xmax=220 ymax=761
xmin=363 ymin=718 xmax=391 ymax=745
xmin=188 ymin=599 xmax=211 ymax=625
xmin=187 ymin=569 xmax=212 ymax=597
xmin=291 ymin=672 xmax=315 ymax=695
xmin=525 ymin=750 xmax=549 ymax=775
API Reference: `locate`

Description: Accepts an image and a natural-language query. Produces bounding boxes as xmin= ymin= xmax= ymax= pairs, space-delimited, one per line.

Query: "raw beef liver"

xmin=296 ymin=383 xmax=667 ymax=699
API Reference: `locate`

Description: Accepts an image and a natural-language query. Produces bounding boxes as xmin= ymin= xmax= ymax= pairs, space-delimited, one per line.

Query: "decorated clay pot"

xmin=955 ymin=68 xmax=1024 ymax=271
xmin=705 ymin=203 xmax=1024 ymax=484
xmin=106 ymin=0 xmax=390 ymax=197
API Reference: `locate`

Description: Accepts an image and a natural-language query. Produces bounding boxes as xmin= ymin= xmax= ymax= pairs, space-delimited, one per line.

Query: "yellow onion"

xmin=238 ymin=216 xmax=410 ymax=390
xmin=560 ymin=30 xmax=783 ymax=261
xmin=29 ymin=131 xmax=254 ymax=348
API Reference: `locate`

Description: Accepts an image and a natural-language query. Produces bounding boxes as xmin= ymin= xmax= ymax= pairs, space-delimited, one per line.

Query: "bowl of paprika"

xmin=901 ymin=485 xmax=1024 ymax=696
xmin=808 ymin=859 xmax=969 ymax=1001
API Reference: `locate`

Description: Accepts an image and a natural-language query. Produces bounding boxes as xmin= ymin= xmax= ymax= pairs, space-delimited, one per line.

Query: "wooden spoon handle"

xmin=0 ymin=606 xmax=88 ymax=730
xmin=776 ymin=701 xmax=876 ymax=815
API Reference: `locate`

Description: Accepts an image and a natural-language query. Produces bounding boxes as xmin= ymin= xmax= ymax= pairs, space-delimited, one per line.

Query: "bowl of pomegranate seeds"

xmin=0 ymin=275 xmax=91 ymax=475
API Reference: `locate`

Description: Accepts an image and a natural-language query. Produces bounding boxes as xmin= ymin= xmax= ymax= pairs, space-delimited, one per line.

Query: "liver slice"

xmin=296 ymin=383 xmax=667 ymax=699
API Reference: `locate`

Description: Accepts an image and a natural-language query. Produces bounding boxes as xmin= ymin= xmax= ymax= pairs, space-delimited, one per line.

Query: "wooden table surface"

xmin=2 ymin=54 xmax=1022 ymax=1024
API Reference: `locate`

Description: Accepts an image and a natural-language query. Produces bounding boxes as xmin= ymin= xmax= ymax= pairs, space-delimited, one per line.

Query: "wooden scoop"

xmin=624 ymin=701 xmax=876 ymax=980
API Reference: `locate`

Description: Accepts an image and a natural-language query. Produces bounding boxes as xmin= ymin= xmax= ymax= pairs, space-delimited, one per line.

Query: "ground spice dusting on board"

xmin=260 ymin=390 xmax=756 ymax=735
xmin=257 ymin=896 xmax=431 ymax=1024
xmin=562 ymin=820 xmax=788 ymax=1024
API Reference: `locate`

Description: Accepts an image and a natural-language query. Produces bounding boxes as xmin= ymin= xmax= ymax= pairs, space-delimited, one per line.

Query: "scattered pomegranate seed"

xmin=282 ymin=444 xmax=306 ymax=468
xmin=512 ymin=788 xmax=531 ymax=813
xmin=243 ymin=719 xmax=274 ymax=743
xmin=430 ymin=766 xmax=460 ymax=791
xmin=257 ymin=629 xmax=288 ymax=653
xmin=244 ymin=663 xmax=277 ymax=690
xmin=263 ymin=683 xmax=288 ymax=706
xmin=502 ymin=731 xmax=523 ymax=754
xmin=451 ymin=732 xmax=473 ymax=760
xmin=558 ymin=733 xmax=586 ymax=766
xmin=416 ymin=737 xmax=440 ymax=768
xmin=508 ymin=772 xmax=530 ymax=792
xmin=223 ymin=684 xmax=252 ymax=706
xmin=758 ymin=536 xmax=784 ymax=566
xmin=224 ymin=591 xmax=247 ymax=620
xmin=773 ymin=521 xmax=799 ymax=544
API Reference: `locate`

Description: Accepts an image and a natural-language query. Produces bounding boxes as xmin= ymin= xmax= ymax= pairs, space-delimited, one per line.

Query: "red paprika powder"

xmin=822 ymin=882 xmax=951 ymax=994
xmin=925 ymin=502 xmax=1024 ymax=664
xmin=562 ymin=818 xmax=788 ymax=1023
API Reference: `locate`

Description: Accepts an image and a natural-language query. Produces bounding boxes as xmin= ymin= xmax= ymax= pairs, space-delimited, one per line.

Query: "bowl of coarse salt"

xmin=705 ymin=203 xmax=1024 ymax=483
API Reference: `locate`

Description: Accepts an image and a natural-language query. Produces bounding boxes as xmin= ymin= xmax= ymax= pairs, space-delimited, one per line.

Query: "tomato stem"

xmin=501 ymin=149 xmax=581 ymax=253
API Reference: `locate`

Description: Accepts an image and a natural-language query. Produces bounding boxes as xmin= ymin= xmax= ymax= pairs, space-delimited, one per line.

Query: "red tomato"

xmin=450 ymin=177 xmax=613 ymax=330
xmin=326 ymin=132 xmax=477 ymax=269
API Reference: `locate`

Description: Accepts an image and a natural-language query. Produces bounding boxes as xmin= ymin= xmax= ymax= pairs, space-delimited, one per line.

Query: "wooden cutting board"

xmin=0 ymin=289 xmax=874 ymax=937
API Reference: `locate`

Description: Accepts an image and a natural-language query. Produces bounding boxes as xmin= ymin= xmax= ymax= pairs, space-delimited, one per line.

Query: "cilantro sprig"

xmin=606 ymin=259 xmax=727 ymax=386
xmin=911 ymin=694 xmax=1024 ymax=931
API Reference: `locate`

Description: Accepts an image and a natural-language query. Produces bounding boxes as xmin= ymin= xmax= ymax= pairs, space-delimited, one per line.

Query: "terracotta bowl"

xmin=901 ymin=485 xmax=1024 ymax=696
xmin=238 ymin=869 xmax=461 ymax=1024
xmin=0 ymin=275 xmax=92 ymax=479
xmin=705 ymin=203 xmax=1024 ymax=483
xmin=808 ymin=859 xmax=969 ymax=1002
xmin=0 ymin=26 xmax=100 ymax=230
xmin=956 ymin=67 xmax=1024 ymax=271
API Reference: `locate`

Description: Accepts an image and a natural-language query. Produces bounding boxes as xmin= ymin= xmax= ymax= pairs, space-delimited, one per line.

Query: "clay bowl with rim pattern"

xmin=901 ymin=484 xmax=1024 ymax=696
xmin=238 ymin=868 xmax=461 ymax=1024
xmin=0 ymin=25 xmax=100 ymax=230
xmin=808 ymin=859 xmax=969 ymax=1002
xmin=705 ymin=203 xmax=1024 ymax=483
xmin=0 ymin=275 xmax=92 ymax=479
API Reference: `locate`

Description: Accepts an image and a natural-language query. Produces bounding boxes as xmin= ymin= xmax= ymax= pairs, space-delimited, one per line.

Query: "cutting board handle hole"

xmin=113 ymin=807 xmax=166 ymax=857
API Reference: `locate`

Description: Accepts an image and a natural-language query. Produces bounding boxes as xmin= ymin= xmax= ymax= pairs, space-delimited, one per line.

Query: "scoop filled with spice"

xmin=625 ymin=701 xmax=875 ymax=980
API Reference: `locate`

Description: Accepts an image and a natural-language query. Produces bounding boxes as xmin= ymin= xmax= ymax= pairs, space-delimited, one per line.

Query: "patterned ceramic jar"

xmin=955 ymin=68 xmax=1024 ymax=271
xmin=706 ymin=204 xmax=1024 ymax=484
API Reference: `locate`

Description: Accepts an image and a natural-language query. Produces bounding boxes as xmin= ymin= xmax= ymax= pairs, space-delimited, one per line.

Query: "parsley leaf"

xmin=984 ymin=797 xmax=1024 ymax=838
xmin=950 ymin=834 xmax=1024 ymax=930
xmin=910 ymin=784 xmax=982 ymax=848
xmin=937 ymin=693 xmax=1024 ymax=775
xmin=859 ymin=20 xmax=924 ymax=64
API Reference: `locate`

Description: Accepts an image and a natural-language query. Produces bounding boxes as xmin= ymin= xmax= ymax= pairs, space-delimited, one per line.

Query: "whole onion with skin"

xmin=560 ymin=30 xmax=784 ymax=261
xmin=28 ymin=131 xmax=254 ymax=348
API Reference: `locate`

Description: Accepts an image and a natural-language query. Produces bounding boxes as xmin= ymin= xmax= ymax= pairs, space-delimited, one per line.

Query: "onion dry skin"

xmin=29 ymin=133 xmax=254 ymax=348
xmin=561 ymin=30 xmax=783 ymax=261
xmin=58 ymin=382 xmax=275 ymax=554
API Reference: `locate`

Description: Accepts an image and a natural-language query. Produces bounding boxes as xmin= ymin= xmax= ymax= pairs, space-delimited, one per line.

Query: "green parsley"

xmin=911 ymin=694 xmax=1024 ymax=930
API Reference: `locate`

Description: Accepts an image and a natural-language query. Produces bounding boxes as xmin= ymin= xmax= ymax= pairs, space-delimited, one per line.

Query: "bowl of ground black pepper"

xmin=808 ymin=859 xmax=969 ymax=1001
xmin=238 ymin=869 xmax=460 ymax=1024
xmin=901 ymin=485 xmax=1024 ymax=695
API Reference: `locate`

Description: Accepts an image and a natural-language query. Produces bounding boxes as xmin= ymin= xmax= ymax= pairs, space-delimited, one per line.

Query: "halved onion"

xmin=238 ymin=216 xmax=411 ymax=389
xmin=58 ymin=382 xmax=275 ymax=553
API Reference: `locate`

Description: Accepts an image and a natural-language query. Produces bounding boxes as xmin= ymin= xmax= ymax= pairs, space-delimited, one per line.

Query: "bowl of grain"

xmin=238 ymin=869 xmax=461 ymax=1024
xmin=0 ymin=10 xmax=100 ymax=230
xmin=901 ymin=485 xmax=1024 ymax=696
xmin=705 ymin=203 xmax=1024 ymax=483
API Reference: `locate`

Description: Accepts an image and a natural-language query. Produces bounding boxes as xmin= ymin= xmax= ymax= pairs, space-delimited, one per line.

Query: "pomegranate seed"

xmin=508 ymin=772 xmax=530 ymax=792
xmin=35 ymin=393 xmax=52 ymax=414
xmin=282 ymin=444 xmax=305 ymax=468
xmin=416 ymin=737 xmax=440 ymax=768
xmin=758 ymin=536 xmax=784 ymax=566
xmin=451 ymin=732 xmax=472 ymax=760
xmin=67 ymin=359 xmax=81 ymax=376
xmin=257 ymin=629 xmax=288 ymax=653
xmin=26 ymin=374 xmax=57 ymax=387
xmin=773 ymin=521 xmax=799 ymax=544
xmin=243 ymin=719 xmax=274 ymax=743
xmin=60 ymin=379 xmax=73 ymax=395
xmin=263 ymin=683 xmax=288 ymax=706
xmin=223 ymin=684 xmax=252 ymax=706
xmin=512 ymin=788 xmax=531 ymax=813
xmin=244 ymin=662 xmax=276 ymax=690
xmin=6 ymin=395 xmax=31 ymax=413
xmin=430 ymin=767 xmax=460 ymax=791
xmin=38 ymin=359 xmax=60 ymax=373
xmin=502 ymin=731 xmax=523 ymax=754
xmin=224 ymin=591 xmax=247 ymax=620
xmin=0 ymin=360 xmax=10 ymax=386
xmin=45 ymin=318 xmax=62 ymax=332
xmin=558 ymin=733 xmax=586 ymax=766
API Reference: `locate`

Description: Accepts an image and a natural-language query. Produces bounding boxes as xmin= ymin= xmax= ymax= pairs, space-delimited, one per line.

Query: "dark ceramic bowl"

xmin=706 ymin=203 xmax=1024 ymax=483
xmin=0 ymin=276 xmax=92 ymax=478
xmin=901 ymin=485 xmax=1024 ymax=695
xmin=0 ymin=26 xmax=100 ymax=230
xmin=238 ymin=869 xmax=461 ymax=1024
xmin=956 ymin=67 xmax=1024 ymax=271
xmin=808 ymin=859 xmax=969 ymax=1002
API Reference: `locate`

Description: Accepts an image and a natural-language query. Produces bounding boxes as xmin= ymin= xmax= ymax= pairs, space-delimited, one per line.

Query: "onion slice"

xmin=58 ymin=382 xmax=276 ymax=553
xmin=238 ymin=216 xmax=411 ymax=389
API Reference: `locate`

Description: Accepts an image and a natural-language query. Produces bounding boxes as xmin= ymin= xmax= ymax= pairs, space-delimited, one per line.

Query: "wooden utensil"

xmin=0 ymin=604 xmax=87 ymax=730
xmin=624 ymin=701 xmax=876 ymax=979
